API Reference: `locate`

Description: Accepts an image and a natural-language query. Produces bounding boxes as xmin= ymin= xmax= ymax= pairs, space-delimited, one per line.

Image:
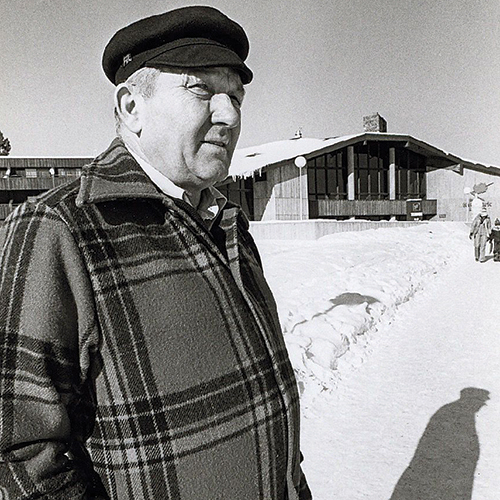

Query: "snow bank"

xmin=254 ymin=222 xmax=471 ymax=408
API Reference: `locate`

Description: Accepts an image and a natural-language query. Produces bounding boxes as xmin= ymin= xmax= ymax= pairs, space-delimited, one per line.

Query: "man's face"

xmin=136 ymin=66 xmax=244 ymax=193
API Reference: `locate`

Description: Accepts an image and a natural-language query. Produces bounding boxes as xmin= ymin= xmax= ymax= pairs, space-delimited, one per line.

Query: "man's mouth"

xmin=203 ymin=139 xmax=228 ymax=149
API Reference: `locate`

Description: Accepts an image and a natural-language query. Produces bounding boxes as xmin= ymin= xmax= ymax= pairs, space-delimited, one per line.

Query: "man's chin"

xmin=193 ymin=162 xmax=230 ymax=187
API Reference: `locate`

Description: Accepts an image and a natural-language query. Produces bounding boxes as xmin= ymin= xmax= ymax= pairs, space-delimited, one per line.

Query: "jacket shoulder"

xmin=1 ymin=177 xmax=85 ymax=241
xmin=36 ymin=176 xmax=83 ymax=210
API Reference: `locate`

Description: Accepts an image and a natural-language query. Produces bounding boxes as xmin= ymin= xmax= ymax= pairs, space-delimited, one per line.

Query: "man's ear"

xmin=115 ymin=84 xmax=142 ymax=134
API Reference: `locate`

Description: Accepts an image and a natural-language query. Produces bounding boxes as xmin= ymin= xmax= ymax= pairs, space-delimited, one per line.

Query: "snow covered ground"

xmin=254 ymin=221 xmax=500 ymax=499
xmin=256 ymin=222 xmax=469 ymax=409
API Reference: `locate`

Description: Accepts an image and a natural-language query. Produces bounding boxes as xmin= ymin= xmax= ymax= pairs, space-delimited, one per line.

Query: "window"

xmin=217 ymin=178 xmax=254 ymax=219
xmin=308 ymin=151 xmax=347 ymax=200
xmin=395 ymin=149 xmax=426 ymax=199
xmin=316 ymin=169 xmax=326 ymax=195
xmin=255 ymin=171 xmax=267 ymax=182
xmin=353 ymin=142 xmax=389 ymax=200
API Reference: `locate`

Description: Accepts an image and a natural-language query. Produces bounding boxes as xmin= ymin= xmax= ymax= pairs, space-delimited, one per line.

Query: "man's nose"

xmin=210 ymin=93 xmax=240 ymax=129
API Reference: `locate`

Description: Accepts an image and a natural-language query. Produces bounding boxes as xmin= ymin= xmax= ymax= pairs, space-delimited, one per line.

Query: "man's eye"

xmin=188 ymin=84 xmax=212 ymax=97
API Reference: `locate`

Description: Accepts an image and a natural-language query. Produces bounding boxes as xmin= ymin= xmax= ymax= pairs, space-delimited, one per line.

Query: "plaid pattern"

xmin=0 ymin=139 xmax=311 ymax=499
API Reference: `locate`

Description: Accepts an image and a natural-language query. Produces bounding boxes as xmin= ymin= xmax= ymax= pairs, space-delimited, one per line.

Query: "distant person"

xmin=469 ymin=207 xmax=491 ymax=262
xmin=488 ymin=218 xmax=500 ymax=262
xmin=0 ymin=6 xmax=311 ymax=500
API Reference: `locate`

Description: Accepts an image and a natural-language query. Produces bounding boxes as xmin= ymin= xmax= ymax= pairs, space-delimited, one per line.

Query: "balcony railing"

xmin=0 ymin=204 xmax=16 ymax=220
xmin=0 ymin=177 xmax=78 ymax=191
xmin=309 ymin=199 xmax=437 ymax=218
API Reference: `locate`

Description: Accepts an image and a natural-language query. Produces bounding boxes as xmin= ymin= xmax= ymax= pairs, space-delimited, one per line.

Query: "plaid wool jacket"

xmin=0 ymin=140 xmax=312 ymax=499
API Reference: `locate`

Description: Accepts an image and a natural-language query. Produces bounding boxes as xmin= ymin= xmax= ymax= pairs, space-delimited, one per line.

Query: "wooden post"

xmin=389 ymin=147 xmax=396 ymax=200
xmin=347 ymin=146 xmax=355 ymax=200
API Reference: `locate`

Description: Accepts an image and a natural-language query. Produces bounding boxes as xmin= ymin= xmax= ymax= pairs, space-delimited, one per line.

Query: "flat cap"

xmin=102 ymin=6 xmax=253 ymax=85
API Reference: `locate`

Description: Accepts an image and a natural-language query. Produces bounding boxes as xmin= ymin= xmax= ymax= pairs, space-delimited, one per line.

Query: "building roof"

xmin=228 ymin=132 xmax=500 ymax=178
xmin=0 ymin=156 xmax=92 ymax=159
xmin=0 ymin=156 xmax=92 ymax=169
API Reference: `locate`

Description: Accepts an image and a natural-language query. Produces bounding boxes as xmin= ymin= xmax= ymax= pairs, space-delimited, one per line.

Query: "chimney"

xmin=363 ymin=113 xmax=387 ymax=133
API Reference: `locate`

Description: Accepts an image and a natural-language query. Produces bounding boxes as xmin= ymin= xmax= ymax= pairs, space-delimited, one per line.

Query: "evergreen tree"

xmin=0 ymin=130 xmax=11 ymax=156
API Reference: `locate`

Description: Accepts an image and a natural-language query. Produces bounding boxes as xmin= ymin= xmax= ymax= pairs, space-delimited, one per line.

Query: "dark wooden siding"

xmin=310 ymin=199 xmax=437 ymax=218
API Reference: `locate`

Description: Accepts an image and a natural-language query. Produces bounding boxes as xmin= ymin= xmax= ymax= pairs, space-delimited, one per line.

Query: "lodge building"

xmin=220 ymin=114 xmax=500 ymax=223
xmin=1 ymin=115 xmax=499 ymax=223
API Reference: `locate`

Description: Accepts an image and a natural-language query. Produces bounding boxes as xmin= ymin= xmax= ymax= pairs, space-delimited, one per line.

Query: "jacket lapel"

xmin=76 ymin=138 xmax=164 ymax=207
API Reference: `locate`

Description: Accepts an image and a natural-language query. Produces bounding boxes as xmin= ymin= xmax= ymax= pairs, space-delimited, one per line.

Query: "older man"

xmin=0 ymin=6 xmax=311 ymax=500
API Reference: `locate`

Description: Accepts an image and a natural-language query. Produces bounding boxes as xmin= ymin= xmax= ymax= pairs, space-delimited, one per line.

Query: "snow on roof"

xmin=229 ymin=133 xmax=500 ymax=178
xmin=229 ymin=134 xmax=363 ymax=178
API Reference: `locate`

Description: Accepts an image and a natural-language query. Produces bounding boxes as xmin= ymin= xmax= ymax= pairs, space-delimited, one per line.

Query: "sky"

xmin=1 ymin=0 xmax=499 ymax=165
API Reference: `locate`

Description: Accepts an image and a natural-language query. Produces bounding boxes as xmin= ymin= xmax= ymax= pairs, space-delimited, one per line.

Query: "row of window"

xmin=1 ymin=168 xmax=82 ymax=178
xmin=307 ymin=144 xmax=426 ymax=200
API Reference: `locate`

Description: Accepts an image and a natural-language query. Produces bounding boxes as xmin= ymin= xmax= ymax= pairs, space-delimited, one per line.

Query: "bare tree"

xmin=0 ymin=130 xmax=11 ymax=156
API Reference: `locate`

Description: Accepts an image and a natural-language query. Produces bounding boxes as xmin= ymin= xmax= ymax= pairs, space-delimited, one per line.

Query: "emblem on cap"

xmin=123 ymin=53 xmax=132 ymax=67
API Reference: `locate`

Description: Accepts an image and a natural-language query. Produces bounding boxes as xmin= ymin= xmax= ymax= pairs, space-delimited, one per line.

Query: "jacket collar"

xmin=75 ymin=138 xmax=243 ymax=231
xmin=76 ymin=138 xmax=164 ymax=207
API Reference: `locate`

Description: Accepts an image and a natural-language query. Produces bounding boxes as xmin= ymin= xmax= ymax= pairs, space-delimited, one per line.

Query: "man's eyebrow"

xmin=181 ymin=71 xmax=246 ymax=98
xmin=181 ymin=73 xmax=203 ymax=85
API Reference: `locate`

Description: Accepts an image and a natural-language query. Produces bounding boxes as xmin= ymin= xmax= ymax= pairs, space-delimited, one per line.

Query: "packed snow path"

xmin=299 ymin=249 xmax=500 ymax=499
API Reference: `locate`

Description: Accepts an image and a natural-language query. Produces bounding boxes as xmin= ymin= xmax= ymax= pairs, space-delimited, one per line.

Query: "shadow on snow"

xmin=390 ymin=387 xmax=490 ymax=500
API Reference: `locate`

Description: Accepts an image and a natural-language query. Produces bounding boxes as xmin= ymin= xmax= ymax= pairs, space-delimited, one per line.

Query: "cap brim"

xmin=115 ymin=37 xmax=253 ymax=84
